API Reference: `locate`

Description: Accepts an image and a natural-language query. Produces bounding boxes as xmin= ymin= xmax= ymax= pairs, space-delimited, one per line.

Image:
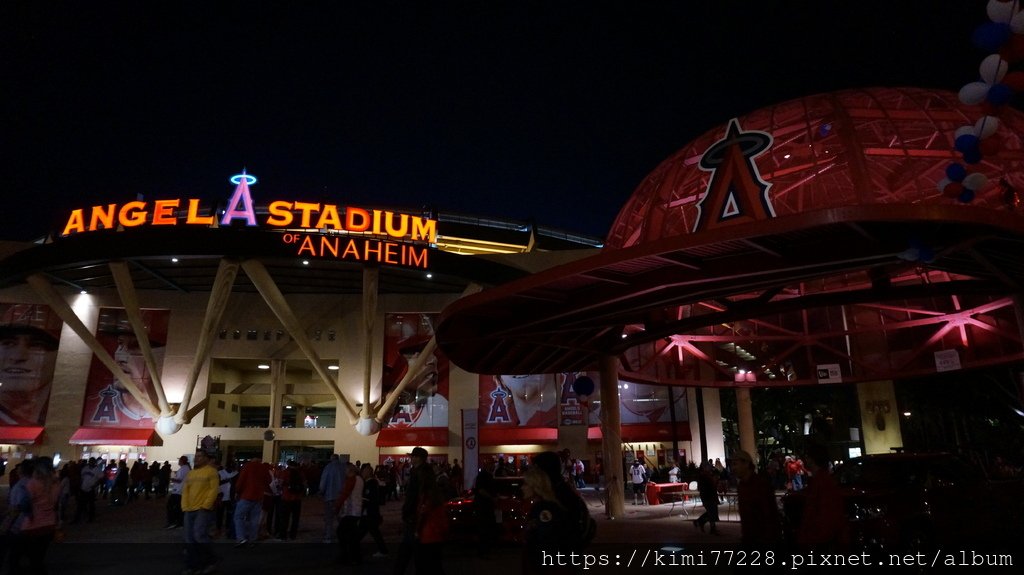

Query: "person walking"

xmin=359 ymin=463 xmax=388 ymax=558
xmin=232 ymin=456 xmax=269 ymax=547
xmin=693 ymin=462 xmax=720 ymax=534
xmin=73 ymin=457 xmax=101 ymax=524
xmin=629 ymin=460 xmax=647 ymax=505
xmin=318 ymin=454 xmax=343 ymax=543
xmin=795 ymin=445 xmax=848 ymax=552
xmin=8 ymin=457 xmax=60 ymax=574
xmin=216 ymin=459 xmax=237 ymax=540
xmin=166 ymin=455 xmax=190 ymax=529
xmin=274 ymin=459 xmax=304 ymax=540
xmin=731 ymin=450 xmax=781 ymax=548
xmin=181 ymin=450 xmax=221 ymax=575
xmin=335 ymin=463 xmax=364 ymax=566
xmin=393 ymin=447 xmax=434 ymax=575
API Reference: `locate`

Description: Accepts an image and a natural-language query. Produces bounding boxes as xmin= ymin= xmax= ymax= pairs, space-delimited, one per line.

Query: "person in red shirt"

xmin=274 ymin=460 xmax=304 ymax=540
xmin=785 ymin=456 xmax=805 ymax=491
xmin=795 ymin=445 xmax=848 ymax=552
xmin=232 ymin=457 xmax=269 ymax=546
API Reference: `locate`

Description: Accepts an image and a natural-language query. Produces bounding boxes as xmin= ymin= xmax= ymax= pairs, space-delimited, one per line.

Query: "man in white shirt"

xmin=629 ymin=460 xmax=648 ymax=505
xmin=166 ymin=455 xmax=190 ymax=528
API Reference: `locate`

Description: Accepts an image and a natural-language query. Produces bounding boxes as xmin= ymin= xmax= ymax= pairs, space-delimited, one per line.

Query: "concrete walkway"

xmin=21 ymin=487 xmax=744 ymax=574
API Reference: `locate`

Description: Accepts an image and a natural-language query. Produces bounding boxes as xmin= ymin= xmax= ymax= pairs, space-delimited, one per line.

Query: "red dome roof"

xmin=606 ymin=87 xmax=1024 ymax=248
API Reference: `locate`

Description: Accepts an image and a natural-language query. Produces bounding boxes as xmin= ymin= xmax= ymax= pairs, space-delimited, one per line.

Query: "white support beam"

xmin=176 ymin=259 xmax=239 ymax=424
xmin=26 ymin=274 xmax=161 ymax=419
xmin=240 ymin=259 xmax=360 ymax=423
xmin=109 ymin=260 xmax=172 ymax=416
xmin=376 ymin=282 xmax=482 ymax=424
xmin=362 ymin=266 xmax=379 ymax=420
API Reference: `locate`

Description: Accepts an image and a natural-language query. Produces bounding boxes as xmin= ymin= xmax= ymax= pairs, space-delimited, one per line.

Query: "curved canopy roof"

xmin=437 ymin=88 xmax=1024 ymax=384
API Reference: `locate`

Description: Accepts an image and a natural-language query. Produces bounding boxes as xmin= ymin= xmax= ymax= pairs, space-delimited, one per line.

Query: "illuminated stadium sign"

xmin=59 ymin=173 xmax=436 ymax=268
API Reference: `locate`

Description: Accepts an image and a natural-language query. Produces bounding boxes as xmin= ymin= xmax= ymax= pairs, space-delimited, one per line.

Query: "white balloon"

xmin=1012 ymin=10 xmax=1024 ymax=34
xmin=975 ymin=115 xmax=1001 ymax=139
xmin=959 ymin=81 xmax=991 ymax=105
xmin=979 ymin=54 xmax=1009 ymax=83
xmin=988 ymin=0 xmax=1016 ymax=24
xmin=937 ymin=177 xmax=952 ymax=193
xmin=156 ymin=416 xmax=182 ymax=436
xmin=955 ymin=125 xmax=976 ymax=140
xmin=963 ymin=172 xmax=989 ymax=191
xmin=355 ymin=417 xmax=380 ymax=436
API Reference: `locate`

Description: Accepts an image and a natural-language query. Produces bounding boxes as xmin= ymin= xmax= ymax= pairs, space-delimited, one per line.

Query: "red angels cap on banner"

xmin=0 ymin=304 xmax=62 ymax=350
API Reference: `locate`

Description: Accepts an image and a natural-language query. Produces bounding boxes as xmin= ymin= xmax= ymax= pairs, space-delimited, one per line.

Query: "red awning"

xmin=0 ymin=426 xmax=44 ymax=445
xmin=480 ymin=427 xmax=558 ymax=445
xmin=69 ymin=427 xmax=162 ymax=446
xmin=376 ymin=427 xmax=448 ymax=447
xmin=588 ymin=422 xmax=691 ymax=443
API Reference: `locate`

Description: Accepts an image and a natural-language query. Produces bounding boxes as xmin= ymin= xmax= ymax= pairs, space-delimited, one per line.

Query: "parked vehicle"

xmin=445 ymin=476 xmax=531 ymax=543
xmin=783 ymin=452 xmax=1024 ymax=553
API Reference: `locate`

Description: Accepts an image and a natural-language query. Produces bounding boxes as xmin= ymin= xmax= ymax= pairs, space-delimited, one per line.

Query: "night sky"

xmin=1 ymin=1 xmax=989 ymax=241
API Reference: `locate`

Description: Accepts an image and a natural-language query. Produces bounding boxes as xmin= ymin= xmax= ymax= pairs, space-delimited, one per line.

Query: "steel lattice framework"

xmin=438 ymin=88 xmax=1024 ymax=387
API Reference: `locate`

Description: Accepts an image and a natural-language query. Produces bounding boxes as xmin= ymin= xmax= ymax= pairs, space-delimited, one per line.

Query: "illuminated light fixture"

xmin=302 ymin=260 xmax=309 ymax=265
xmin=783 ymin=154 xmax=791 ymax=159
xmin=80 ymin=290 xmax=88 ymax=295
xmin=621 ymin=333 xmax=628 ymax=339
xmin=171 ymin=257 xmax=179 ymax=263
xmin=229 ymin=172 xmax=258 ymax=185
xmin=426 ymin=272 xmax=433 ymax=279
xmin=902 ymin=411 xmax=912 ymax=417
xmin=734 ymin=370 xmax=756 ymax=383
xmin=328 ymin=365 xmax=340 ymax=371
xmin=257 ymin=364 xmax=270 ymax=370
xmin=285 ymin=405 xmax=293 ymax=409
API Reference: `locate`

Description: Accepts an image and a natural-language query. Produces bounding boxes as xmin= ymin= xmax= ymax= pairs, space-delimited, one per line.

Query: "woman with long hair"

xmin=522 ymin=466 xmax=574 ymax=574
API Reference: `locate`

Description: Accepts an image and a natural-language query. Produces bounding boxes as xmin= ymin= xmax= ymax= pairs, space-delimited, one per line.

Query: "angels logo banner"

xmin=80 ymin=307 xmax=169 ymax=428
xmin=479 ymin=371 xmax=688 ymax=430
xmin=479 ymin=373 xmax=561 ymax=428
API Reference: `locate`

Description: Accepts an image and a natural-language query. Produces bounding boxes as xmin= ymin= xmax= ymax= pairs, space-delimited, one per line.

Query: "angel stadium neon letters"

xmin=59 ymin=175 xmax=436 ymax=269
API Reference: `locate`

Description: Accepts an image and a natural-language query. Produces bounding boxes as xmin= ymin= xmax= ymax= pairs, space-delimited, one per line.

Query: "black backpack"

xmin=559 ymin=485 xmax=597 ymax=549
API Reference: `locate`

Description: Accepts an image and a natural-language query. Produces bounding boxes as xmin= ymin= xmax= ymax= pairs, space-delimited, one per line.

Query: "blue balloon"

xmin=955 ymin=133 xmax=980 ymax=154
xmin=958 ymin=189 xmax=976 ymax=203
xmin=572 ymin=375 xmax=595 ymax=397
xmin=945 ymin=163 xmax=967 ymax=182
xmin=972 ymin=22 xmax=1012 ymax=52
xmin=963 ymin=149 xmax=983 ymax=164
xmin=988 ymin=83 xmax=1013 ymax=107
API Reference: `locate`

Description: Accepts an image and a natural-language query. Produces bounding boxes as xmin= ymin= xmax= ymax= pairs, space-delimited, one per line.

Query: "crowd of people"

xmin=4 ymin=443 xmax=929 ymax=573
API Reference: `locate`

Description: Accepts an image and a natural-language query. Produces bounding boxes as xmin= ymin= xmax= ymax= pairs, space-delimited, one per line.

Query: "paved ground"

xmin=16 ymin=487 xmax=746 ymax=574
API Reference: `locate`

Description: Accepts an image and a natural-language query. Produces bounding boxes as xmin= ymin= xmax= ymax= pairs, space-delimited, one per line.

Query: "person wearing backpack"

xmin=274 ymin=459 xmax=304 ymax=540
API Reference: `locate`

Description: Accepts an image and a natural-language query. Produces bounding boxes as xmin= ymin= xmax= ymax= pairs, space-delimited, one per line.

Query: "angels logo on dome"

xmin=693 ymin=118 xmax=775 ymax=233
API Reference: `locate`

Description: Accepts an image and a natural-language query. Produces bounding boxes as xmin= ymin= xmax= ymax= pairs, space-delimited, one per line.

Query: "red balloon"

xmin=1004 ymin=71 xmax=1024 ymax=92
xmin=1007 ymin=35 xmax=1024 ymax=63
xmin=942 ymin=181 xmax=965 ymax=198
xmin=981 ymin=137 xmax=1001 ymax=156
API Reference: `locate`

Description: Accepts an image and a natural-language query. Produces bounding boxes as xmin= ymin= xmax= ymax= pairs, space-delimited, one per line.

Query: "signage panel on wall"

xmin=80 ymin=307 xmax=169 ymax=429
xmin=0 ymin=303 xmax=63 ymax=426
